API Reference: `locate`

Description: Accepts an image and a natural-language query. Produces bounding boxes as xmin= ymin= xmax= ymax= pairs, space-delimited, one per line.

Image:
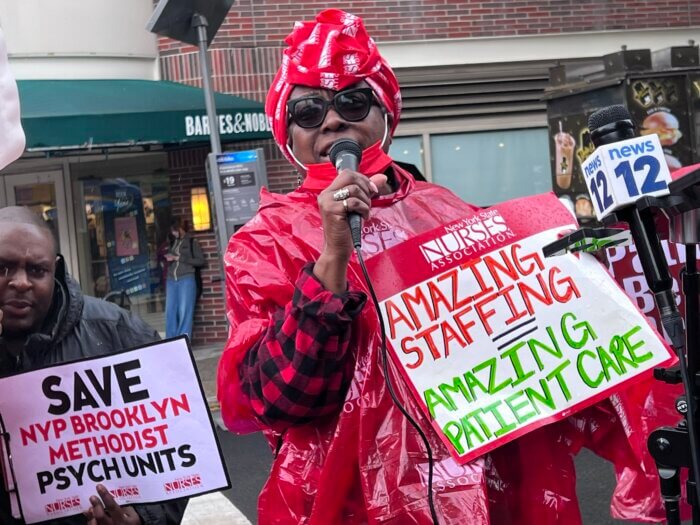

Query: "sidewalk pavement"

xmin=192 ymin=343 xmax=224 ymax=411
xmin=182 ymin=492 xmax=251 ymax=525
xmin=185 ymin=343 xmax=256 ymax=524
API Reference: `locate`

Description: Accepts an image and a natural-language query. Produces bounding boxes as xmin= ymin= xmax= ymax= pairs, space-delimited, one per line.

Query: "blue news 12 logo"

xmin=580 ymin=134 xmax=671 ymax=221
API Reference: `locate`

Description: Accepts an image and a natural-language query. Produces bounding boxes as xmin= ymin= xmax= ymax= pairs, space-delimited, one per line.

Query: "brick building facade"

xmin=159 ymin=1 xmax=700 ymax=104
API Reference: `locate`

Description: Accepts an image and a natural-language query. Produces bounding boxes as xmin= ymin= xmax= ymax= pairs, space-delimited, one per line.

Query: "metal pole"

xmin=684 ymin=244 xmax=700 ymax=524
xmin=192 ymin=12 xmax=228 ymax=296
xmin=192 ymin=13 xmax=221 ymax=155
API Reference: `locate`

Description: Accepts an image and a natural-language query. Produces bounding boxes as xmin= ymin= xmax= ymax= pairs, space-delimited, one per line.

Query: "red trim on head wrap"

xmin=265 ymin=9 xmax=401 ymax=165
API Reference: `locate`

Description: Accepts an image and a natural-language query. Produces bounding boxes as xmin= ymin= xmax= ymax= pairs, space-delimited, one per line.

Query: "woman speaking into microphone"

xmin=216 ymin=9 xmax=655 ymax=524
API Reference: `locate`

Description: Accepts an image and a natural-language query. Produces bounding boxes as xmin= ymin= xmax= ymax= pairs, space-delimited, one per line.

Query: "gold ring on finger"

xmin=343 ymin=199 xmax=348 ymax=211
xmin=333 ymin=187 xmax=350 ymax=201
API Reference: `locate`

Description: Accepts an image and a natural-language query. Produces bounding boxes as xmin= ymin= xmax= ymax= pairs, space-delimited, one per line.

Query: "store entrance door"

xmin=1 ymin=171 xmax=74 ymax=272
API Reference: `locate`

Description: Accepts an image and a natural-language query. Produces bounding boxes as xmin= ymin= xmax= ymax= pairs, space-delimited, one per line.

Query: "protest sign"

xmin=366 ymin=192 xmax=676 ymax=465
xmin=0 ymin=337 xmax=230 ymax=523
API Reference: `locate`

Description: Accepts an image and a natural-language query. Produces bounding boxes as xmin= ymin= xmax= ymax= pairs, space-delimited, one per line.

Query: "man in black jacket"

xmin=0 ymin=206 xmax=187 ymax=524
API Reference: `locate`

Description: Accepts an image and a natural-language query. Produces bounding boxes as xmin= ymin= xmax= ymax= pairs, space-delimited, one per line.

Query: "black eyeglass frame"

xmin=286 ymin=87 xmax=376 ymax=129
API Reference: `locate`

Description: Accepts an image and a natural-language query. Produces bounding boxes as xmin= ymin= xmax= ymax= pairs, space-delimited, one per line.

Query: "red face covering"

xmin=265 ymin=9 xmax=402 ymax=171
xmin=300 ymin=140 xmax=394 ymax=191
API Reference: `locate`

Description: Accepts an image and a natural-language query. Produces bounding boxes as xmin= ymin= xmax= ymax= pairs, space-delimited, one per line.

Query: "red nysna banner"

xmin=365 ymin=192 xmax=675 ymax=464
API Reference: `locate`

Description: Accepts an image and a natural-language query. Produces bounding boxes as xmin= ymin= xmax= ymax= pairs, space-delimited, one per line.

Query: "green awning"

xmin=17 ymin=79 xmax=271 ymax=151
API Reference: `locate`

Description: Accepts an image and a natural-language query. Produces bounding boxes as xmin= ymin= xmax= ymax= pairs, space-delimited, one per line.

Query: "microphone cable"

xmin=330 ymin=137 xmax=438 ymax=523
xmin=354 ymin=245 xmax=441 ymax=525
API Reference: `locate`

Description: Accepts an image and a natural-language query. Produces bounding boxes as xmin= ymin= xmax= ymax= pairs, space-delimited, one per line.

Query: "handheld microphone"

xmin=329 ymin=139 xmax=363 ymax=249
xmin=584 ymin=104 xmax=682 ymax=348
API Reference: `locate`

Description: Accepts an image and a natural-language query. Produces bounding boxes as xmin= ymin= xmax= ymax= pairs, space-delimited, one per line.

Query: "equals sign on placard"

xmin=493 ymin=318 xmax=538 ymax=350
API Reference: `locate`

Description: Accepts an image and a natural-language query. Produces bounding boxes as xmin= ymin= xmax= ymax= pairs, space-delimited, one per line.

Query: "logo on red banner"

xmin=418 ymin=211 xmax=515 ymax=268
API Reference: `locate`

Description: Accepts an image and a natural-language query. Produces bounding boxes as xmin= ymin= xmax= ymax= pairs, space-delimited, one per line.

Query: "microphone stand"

xmin=543 ymin=168 xmax=700 ymax=524
xmin=643 ymin=169 xmax=700 ymax=525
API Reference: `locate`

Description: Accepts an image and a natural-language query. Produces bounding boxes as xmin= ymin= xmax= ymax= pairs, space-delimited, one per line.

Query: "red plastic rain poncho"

xmin=217 ymin=164 xmax=680 ymax=524
xmin=218 ymin=8 xmax=688 ymax=524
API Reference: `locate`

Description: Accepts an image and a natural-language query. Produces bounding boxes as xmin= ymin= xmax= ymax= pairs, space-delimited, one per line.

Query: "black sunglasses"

xmin=287 ymin=87 xmax=375 ymax=129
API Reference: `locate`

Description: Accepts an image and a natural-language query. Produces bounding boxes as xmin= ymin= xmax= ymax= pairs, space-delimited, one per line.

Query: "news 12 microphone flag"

xmin=366 ymin=193 xmax=675 ymax=464
xmin=581 ymin=133 xmax=672 ymax=221
xmin=0 ymin=337 xmax=230 ymax=524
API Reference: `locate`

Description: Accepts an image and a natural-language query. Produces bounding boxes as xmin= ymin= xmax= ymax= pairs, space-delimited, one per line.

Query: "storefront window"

xmin=10 ymin=182 xmax=60 ymax=246
xmin=390 ymin=136 xmax=425 ymax=176
xmin=430 ymin=128 xmax=550 ymax=206
xmin=72 ymin=157 xmax=171 ymax=333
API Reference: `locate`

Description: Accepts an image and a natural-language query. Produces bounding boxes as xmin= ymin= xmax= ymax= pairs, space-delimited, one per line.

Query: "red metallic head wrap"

xmin=265 ymin=9 xmax=402 ymax=163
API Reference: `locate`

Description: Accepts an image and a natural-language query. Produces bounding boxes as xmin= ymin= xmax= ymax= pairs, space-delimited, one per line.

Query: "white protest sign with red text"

xmin=0 ymin=337 xmax=229 ymax=524
xmin=366 ymin=193 xmax=675 ymax=465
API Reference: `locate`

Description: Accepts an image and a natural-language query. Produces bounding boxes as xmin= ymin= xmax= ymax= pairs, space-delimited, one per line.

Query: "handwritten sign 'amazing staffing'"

xmin=0 ymin=337 xmax=230 ymax=524
xmin=366 ymin=193 xmax=675 ymax=465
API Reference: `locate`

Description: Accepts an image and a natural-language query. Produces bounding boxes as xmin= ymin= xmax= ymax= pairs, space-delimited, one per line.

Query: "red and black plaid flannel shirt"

xmin=238 ymin=263 xmax=367 ymax=428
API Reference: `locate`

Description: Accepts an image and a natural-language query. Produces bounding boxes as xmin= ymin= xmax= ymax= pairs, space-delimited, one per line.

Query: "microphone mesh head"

xmin=588 ymin=104 xmax=632 ymax=132
xmin=329 ymin=139 xmax=363 ymax=165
